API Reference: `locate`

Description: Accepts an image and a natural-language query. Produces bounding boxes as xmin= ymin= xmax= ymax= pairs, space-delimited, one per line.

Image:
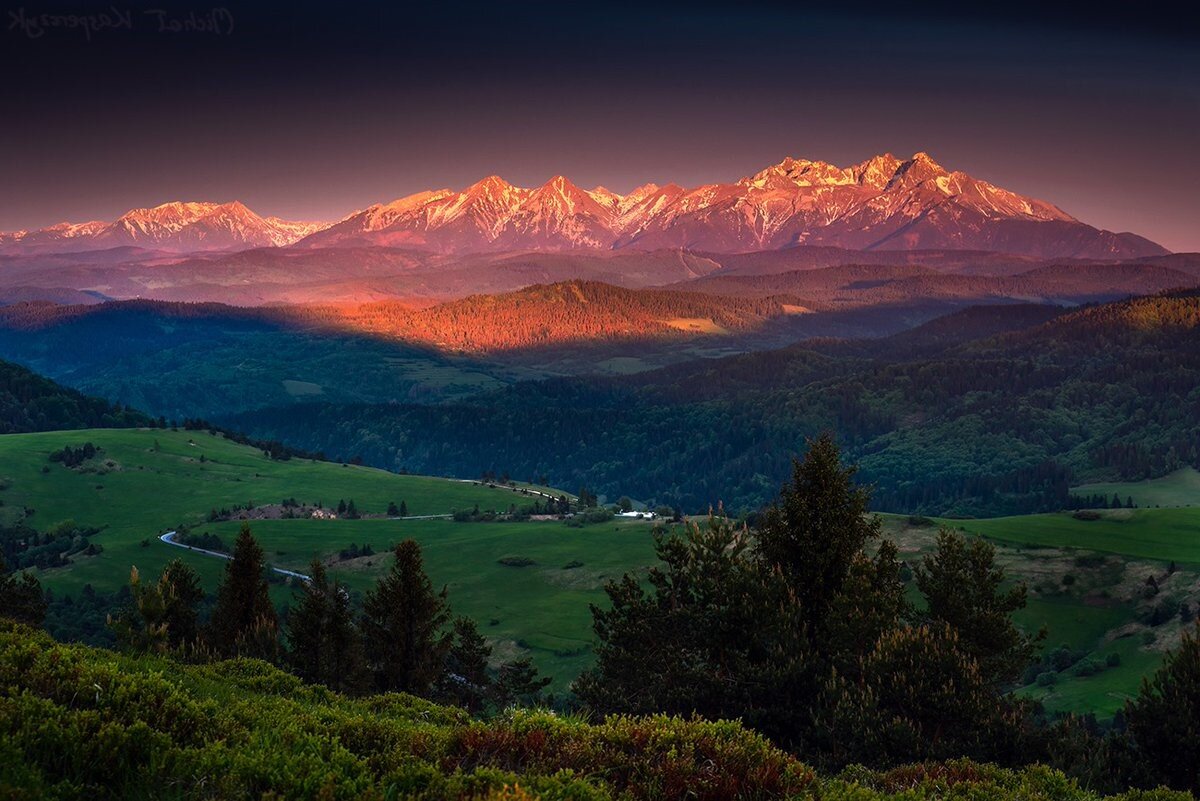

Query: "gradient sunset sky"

xmin=3 ymin=1 xmax=1197 ymax=251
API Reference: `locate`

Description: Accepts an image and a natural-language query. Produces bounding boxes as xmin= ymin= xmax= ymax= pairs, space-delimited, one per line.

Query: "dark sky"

xmin=3 ymin=1 xmax=1198 ymax=250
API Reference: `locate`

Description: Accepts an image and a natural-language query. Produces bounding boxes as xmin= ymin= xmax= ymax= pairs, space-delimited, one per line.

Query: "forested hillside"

xmin=0 ymin=358 xmax=151 ymax=434
xmin=228 ymin=292 xmax=1200 ymax=515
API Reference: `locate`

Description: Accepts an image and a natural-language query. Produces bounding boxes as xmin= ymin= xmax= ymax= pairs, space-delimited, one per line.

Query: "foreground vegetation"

xmin=1 ymin=621 xmax=1194 ymax=800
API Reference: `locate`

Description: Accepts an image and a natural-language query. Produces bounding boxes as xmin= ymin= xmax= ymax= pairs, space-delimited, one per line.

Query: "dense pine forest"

xmin=229 ymin=291 xmax=1200 ymax=516
xmin=0 ymin=358 xmax=152 ymax=433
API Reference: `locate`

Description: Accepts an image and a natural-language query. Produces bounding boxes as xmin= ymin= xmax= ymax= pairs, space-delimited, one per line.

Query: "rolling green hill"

xmin=0 ymin=427 xmax=652 ymax=689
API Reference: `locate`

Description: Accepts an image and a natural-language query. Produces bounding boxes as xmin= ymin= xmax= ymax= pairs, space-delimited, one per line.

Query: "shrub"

xmin=1036 ymin=671 xmax=1058 ymax=687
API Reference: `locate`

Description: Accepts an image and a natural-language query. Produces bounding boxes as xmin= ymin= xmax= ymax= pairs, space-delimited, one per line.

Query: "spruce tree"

xmin=494 ymin=656 xmax=552 ymax=708
xmin=160 ymin=559 xmax=204 ymax=648
xmin=287 ymin=560 xmax=368 ymax=693
xmin=361 ymin=539 xmax=451 ymax=695
xmin=756 ymin=432 xmax=881 ymax=635
xmin=0 ymin=552 xmax=46 ymax=626
xmin=575 ymin=515 xmax=807 ymax=742
xmin=208 ymin=523 xmax=278 ymax=658
xmin=439 ymin=616 xmax=493 ymax=713
xmin=1125 ymin=623 xmax=1200 ymax=793
xmin=915 ymin=528 xmax=1043 ymax=687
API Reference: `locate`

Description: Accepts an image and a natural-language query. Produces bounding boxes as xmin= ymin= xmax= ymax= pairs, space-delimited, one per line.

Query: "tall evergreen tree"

xmin=438 ymin=616 xmax=493 ymax=713
xmin=575 ymin=515 xmax=809 ymax=742
xmin=494 ymin=656 xmax=552 ymax=708
xmin=287 ymin=560 xmax=369 ymax=693
xmin=915 ymin=529 xmax=1043 ymax=687
xmin=1125 ymin=623 xmax=1200 ymax=793
xmin=361 ymin=539 xmax=451 ymax=695
xmin=0 ymin=552 xmax=46 ymax=626
xmin=160 ymin=559 xmax=204 ymax=648
xmin=208 ymin=523 xmax=278 ymax=658
xmin=756 ymin=432 xmax=881 ymax=635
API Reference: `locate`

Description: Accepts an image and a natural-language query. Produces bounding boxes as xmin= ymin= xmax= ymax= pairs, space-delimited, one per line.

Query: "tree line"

xmin=95 ymin=523 xmax=552 ymax=713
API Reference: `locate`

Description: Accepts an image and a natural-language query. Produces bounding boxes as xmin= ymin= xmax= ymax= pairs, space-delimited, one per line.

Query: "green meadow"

xmin=0 ymin=427 xmax=569 ymax=595
xmin=1073 ymin=467 xmax=1200 ymax=510
xmin=882 ymin=509 xmax=1200 ymax=719
xmin=941 ymin=507 xmax=1200 ymax=564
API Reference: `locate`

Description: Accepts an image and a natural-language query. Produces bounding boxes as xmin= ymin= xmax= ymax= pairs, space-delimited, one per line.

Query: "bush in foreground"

xmin=0 ymin=622 xmax=1192 ymax=800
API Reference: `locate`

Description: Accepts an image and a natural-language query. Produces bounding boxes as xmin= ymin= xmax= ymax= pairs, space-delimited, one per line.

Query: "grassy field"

xmin=4 ymin=428 xmax=1195 ymax=709
xmin=937 ymin=508 xmax=1200 ymax=564
xmin=1073 ymin=467 xmax=1200 ymax=509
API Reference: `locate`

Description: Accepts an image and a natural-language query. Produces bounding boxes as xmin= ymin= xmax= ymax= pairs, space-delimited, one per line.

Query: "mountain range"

xmin=297 ymin=152 xmax=1166 ymax=258
xmin=0 ymin=201 xmax=324 ymax=255
xmin=0 ymin=153 xmax=1168 ymax=259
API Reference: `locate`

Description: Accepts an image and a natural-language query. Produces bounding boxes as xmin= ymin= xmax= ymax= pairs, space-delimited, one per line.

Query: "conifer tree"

xmin=439 ymin=616 xmax=493 ymax=713
xmin=1125 ymin=623 xmax=1200 ymax=793
xmin=756 ymin=432 xmax=881 ymax=635
xmin=160 ymin=559 xmax=204 ymax=648
xmin=915 ymin=529 xmax=1043 ymax=687
xmin=287 ymin=560 xmax=368 ymax=692
xmin=0 ymin=553 xmax=46 ymax=626
xmin=208 ymin=523 xmax=278 ymax=658
xmin=494 ymin=656 xmax=552 ymax=708
xmin=361 ymin=539 xmax=451 ymax=694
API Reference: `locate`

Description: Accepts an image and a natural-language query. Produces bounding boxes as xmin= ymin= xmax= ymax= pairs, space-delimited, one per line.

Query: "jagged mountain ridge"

xmin=0 ymin=201 xmax=325 ymax=254
xmin=299 ymin=152 xmax=1165 ymax=259
xmin=1 ymin=152 xmax=1168 ymax=259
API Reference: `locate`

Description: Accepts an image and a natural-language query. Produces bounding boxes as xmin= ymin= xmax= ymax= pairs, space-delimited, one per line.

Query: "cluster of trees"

xmin=47 ymin=441 xmax=100 ymax=468
xmin=576 ymin=434 xmax=1042 ymax=768
xmin=0 ymin=519 xmax=102 ymax=571
xmin=334 ymin=498 xmax=361 ymax=518
xmin=1068 ymin=493 xmax=1137 ymax=510
xmin=104 ymin=523 xmax=552 ymax=711
xmin=572 ymin=435 xmax=1200 ymax=794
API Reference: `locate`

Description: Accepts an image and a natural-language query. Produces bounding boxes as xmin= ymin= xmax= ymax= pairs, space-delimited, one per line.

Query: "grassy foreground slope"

xmin=1 ymin=622 xmax=1191 ymax=801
